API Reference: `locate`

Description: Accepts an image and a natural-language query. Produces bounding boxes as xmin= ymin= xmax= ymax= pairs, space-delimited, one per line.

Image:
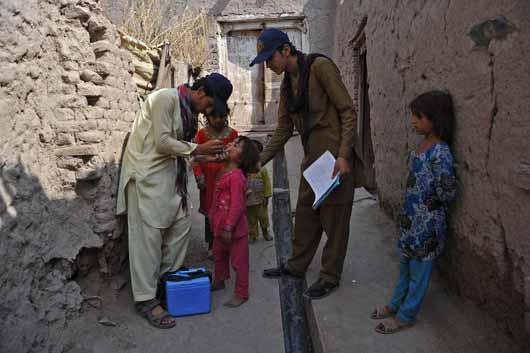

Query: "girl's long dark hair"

xmin=409 ymin=90 xmax=455 ymax=144
xmin=236 ymin=136 xmax=260 ymax=176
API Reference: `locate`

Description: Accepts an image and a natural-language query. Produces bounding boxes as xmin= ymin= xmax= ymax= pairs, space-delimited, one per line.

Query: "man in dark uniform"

xmin=250 ymin=28 xmax=359 ymax=299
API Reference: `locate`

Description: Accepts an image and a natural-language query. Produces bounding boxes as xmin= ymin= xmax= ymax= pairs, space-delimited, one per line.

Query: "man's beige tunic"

xmin=117 ymin=88 xmax=197 ymax=226
xmin=117 ymin=88 xmax=197 ymax=301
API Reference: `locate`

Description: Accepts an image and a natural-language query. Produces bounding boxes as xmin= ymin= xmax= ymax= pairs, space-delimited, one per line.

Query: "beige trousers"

xmin=127 ymin=182 xmax=191 ymax=302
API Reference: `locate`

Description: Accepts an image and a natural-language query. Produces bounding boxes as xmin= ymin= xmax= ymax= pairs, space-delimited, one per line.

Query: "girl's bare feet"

xmin=223 ymin=295 xmax=247 ymax=307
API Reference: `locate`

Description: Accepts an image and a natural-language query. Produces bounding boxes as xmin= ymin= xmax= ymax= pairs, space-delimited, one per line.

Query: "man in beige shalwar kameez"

xmin=117 ymin=73 xmax=233 ymax=328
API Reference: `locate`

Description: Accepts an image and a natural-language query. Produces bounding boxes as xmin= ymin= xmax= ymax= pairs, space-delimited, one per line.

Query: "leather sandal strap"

xmin=136 ymin=299 xmax=160 ymax=314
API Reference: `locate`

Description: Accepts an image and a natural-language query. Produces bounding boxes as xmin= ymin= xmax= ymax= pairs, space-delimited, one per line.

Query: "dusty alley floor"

xmin=61 ymin=137 xmax=526 ymax=353
xmin=62 ymin=164 xmax=284 ymax=353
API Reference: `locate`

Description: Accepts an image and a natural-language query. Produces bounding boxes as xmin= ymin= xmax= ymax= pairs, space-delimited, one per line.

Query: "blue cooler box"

xmin=165 ymin=268 xmax=211 ymax=317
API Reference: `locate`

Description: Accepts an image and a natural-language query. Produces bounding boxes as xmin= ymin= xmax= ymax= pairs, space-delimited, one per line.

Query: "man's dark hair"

xmin=409 ymin=90 xmax=455 ymax=144
xmin=275 ymin=42 xmax=300 ymax=56
xmin=250 ymin=139 xmax=264 ymax=153
xmin=190 ymin=77 xmax=213 ymax=97
xmin=236 ymin=136 xmax=260 ymax=176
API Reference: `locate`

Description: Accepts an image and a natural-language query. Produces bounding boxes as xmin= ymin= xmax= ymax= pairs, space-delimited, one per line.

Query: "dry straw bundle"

xmin=117 ymin=0 xmax=210 ymax=70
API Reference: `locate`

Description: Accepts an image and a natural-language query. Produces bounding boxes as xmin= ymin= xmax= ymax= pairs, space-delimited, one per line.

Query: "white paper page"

xmin=303 ymin=151 xmax=339 ymax=203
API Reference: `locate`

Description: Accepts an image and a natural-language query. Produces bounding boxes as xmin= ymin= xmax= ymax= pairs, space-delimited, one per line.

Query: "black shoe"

xmin=262 ymin=265 xmax=303 ymax=279
xmin=303 ymin=279 xmax=339 ymax=300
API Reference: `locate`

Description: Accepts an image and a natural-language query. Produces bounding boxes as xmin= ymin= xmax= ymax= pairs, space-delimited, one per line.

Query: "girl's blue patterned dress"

xmin=399 ymin=142 xmax=456 ymax=261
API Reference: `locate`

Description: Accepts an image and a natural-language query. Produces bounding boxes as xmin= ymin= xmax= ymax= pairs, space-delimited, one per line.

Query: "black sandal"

xmin=303 ymin=279 xmax=339 ymax=300
xmin=374 ymin=317 xmax=414 ymax=334
xmin=135 ymin=299 xmax=176 ymax=329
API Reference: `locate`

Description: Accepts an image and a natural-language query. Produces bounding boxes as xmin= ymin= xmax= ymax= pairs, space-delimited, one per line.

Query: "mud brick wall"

xmin=0 ymin=1 xmax=138 ymax=352
xmin=334 ymin=0 xmax=530 ymax=341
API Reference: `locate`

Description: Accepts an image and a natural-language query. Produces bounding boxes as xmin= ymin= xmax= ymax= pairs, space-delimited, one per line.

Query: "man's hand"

xmin=194 ymin=139 xmax=224 ymax=155
xmin=263 ymin=198 xmax=269 ymax=207
xmin=220 ymin=230 xmax=232 ymax=244
xmin=332 ymin=157 xmax=351 ymax=177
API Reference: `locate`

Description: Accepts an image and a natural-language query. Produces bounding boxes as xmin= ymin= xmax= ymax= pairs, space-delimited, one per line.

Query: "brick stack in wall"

xmin=0 ymin=1 xmax=138 ymax=352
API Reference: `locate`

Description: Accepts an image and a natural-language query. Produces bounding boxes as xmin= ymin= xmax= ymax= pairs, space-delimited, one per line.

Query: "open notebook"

xmin=303 ymin=151 xmax=341 ymax=210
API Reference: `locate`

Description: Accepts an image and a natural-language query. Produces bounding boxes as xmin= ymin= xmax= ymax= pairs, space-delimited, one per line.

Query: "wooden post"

xmin=272 ymin=149 xmax=314 ymax=353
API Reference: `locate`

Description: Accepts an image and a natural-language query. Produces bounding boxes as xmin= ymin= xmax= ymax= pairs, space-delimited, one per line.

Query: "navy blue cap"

xmin=204 ymin=73 xmax=233 ymax=116
xmin=249 ymin=28 xmax=291 ymax=67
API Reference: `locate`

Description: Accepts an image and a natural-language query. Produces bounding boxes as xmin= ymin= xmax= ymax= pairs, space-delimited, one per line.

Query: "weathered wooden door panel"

xmin=226 ymin=30 xmax=263 ymax=131
xmin=223 ymin=26 xmax=303 ymax=132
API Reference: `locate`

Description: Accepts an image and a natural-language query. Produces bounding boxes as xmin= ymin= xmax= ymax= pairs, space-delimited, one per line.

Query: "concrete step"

xmin=305 ymin=189 xmax=524 ymax=353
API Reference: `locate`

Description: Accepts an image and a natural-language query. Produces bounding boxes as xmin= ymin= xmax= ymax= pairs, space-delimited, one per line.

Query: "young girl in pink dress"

xmin=209 ymin=136 xmax=260 ymax=307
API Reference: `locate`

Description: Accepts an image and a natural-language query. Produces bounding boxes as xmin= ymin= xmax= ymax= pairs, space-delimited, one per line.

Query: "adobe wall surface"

xmin=102 ymin=0 xmax=337 ymax=72
xmin=334 ymin=0 xmax=530 ymax=340
xmin=0 ymin=0 xmax=138 ymax=352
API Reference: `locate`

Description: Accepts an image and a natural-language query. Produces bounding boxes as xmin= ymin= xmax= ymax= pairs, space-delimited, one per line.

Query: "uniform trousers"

xmin=127 ymin=182 xmax=191 ymax=302
xmin=286 ymin=199 xmax=354 ymax=284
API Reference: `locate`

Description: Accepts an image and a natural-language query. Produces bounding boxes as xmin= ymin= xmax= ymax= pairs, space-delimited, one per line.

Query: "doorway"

xmin=354 ymin=34 xmax=376 ymax=191
xmin=217 ymin=17 xmax=307 ymax=133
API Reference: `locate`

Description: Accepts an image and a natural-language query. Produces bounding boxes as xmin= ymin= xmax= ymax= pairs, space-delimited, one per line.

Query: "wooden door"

xmin=225 ymin=30 xmax=264 ymax=132
xmin=224 ymin=27 xmax=303 ymax=133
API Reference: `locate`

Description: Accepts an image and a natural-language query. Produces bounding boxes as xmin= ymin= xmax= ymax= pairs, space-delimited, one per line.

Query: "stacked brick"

xmin=0 ymin=1 xmax=138 ymax=352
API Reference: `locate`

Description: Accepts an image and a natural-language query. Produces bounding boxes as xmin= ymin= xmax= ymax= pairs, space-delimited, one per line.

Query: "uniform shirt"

xmin=116 ymin=88 xmax=197 ymax=228
xmin=260 ymin=56 xmax=359 ymax=206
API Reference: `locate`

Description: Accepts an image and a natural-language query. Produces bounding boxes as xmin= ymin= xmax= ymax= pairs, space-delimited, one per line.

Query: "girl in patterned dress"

xmin=209 ymin=136 xmax=260 ymax=307
xmin=372 ymin=91 xmax=457 ymax=334
xmin=193 ymin=112 xmax=238 ymax=257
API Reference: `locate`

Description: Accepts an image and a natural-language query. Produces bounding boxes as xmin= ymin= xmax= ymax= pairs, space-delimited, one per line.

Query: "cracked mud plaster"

xmin=334 ymin=0 xmax=530 ymax=341
xmin=0 ymin=0 xmax=137 ymax=352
